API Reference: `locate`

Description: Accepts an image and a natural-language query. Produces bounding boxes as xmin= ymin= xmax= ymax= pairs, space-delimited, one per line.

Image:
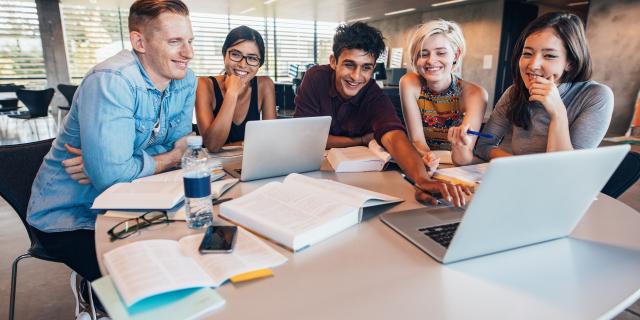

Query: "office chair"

xmin=0 ymin=83 xmax=25 ymax=93
xmin=10 ymin=88 xmax=54 ymax=119
xmin=0 ymin=139 xmax=96 ymax=320
xmin=8 ymin=88 xmax=55 ymax=138
xmin=601 ymin=151 xmax=640 ymax=198
xmin=0 ymin=98 xmax=19 ymax=112
xmin=56 ymin=84 xmax=78 ymax=131
xmin=1 ymin=139 xmax=56 ymax=319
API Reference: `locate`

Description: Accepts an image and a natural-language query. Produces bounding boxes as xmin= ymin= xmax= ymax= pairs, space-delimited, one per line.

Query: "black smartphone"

xmin=199 ymin=225 xmax=238 ymax=254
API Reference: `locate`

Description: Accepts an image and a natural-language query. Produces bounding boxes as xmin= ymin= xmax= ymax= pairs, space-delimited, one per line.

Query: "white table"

xmin=95 ymin=169 xmax=640 ymax=319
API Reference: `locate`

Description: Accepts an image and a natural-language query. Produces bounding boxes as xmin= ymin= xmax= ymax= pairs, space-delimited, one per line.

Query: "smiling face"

xmin=519 ymin=28 xmax=570 ymax=89
xmin=330 ymin=48 xmax=375 ymax=100
xmin=224 ymin=40 xmax=261 ymax=80
xmin=133 ymin=12 xmax=194 ymax=90
xmin=416 ymin=33 xmax=459 ymax=84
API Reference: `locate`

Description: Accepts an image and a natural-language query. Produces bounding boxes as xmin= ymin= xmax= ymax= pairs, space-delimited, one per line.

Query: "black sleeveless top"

xmin=210 ymin=76 xmax=260 ymax=144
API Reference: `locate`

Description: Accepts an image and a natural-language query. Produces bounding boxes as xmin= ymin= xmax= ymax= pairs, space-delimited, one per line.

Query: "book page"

xmin=92 ymin=182 xmax=184 ymax=210
xmin=284 ymin=173 xmax=401 ymax=208
xmin=104 ymin=240 xmax=215 ymax=307
xmin=134 ymin=168 xmax=226 ymax=184
xmin=432 ymin=150 xmax=453 ymax=165
xmin=222 ymin=181 xmax=355 ymax=237
xmin=327 ymin=146 xmax=386 ymax=172
xmin=368 ymin=140 xmax=391 ymax=162
xmin=434 ymin=163 xmax=489 ymax=185
xmin=212 ymin=178 xmax=239 ymax=199
xmin=332 ymin=146 xmax=380 ymax=161
xmin=178 ymin=228 xmax=287 ymax=286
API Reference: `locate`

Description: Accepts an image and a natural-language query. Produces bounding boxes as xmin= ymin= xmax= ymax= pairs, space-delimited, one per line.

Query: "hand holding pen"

xmin=448 ymin=123 xmax=496 ymax=148
xmin=402 ymin=174 xmax=471 ymax=207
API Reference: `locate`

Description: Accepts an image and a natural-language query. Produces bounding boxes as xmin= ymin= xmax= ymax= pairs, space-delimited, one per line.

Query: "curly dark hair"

xmin=506 ymin=12 xmax=592 ymax=129
xmin=332 ymin=22 xmax=386 ymax=61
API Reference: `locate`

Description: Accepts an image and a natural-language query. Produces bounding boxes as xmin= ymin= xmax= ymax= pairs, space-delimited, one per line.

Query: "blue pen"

xmin=466 ymin=130 xmax=495 ymax=139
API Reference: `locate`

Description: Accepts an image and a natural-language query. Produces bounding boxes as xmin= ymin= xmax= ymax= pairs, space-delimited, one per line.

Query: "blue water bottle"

xmin=182 ymin=136 xmax=213 ymax=229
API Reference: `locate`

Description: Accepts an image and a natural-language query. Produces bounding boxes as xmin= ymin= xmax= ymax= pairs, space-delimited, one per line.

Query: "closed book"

xmin=92 ymin=276 xmax=225 ymax=320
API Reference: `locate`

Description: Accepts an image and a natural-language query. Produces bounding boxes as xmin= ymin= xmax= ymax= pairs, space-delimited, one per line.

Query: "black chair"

xmin=0 ymin=98 xmax=19 ymax=112
xmin=57 ymin=84 xmax=78 ymax=106
xmin=0 ymin=83 xmax=25 ymax=93
xmin=9 ymin=88 xmax=54 ymax=119
xmin=382 ymin=86 xmax=404 ymax=122
xmin=601 ymin=151 xmax=640 ymax=198
xmin=56 ymin=84 xmax=78 ymax=130
xmin=8 ymin=88 xmax=55 ymax=138
xmin=0 ymin=139 xmax=62 ymax=319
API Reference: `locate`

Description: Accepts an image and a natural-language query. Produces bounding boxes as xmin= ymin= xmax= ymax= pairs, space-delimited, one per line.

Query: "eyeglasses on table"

xmin=107 ymin=210 xmax=174 ymax=241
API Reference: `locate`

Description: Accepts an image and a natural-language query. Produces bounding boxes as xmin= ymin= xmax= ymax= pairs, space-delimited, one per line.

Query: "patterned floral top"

xmin=417 ymin=75 xmax=463 ymax=150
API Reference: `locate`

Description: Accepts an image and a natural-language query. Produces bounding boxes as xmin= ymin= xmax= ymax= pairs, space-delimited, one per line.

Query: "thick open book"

xmin=103 ymin=227 xmax=287 ymax=307
xmin=327 ymin=140 xmax=392 ymax=172
xmin=219 ymin=173 xmax=402 ymax=251
xmin=433 ymin=163 xmax=489 ymax=188
xmin=93 ymin=168 xmax=236 ymax=210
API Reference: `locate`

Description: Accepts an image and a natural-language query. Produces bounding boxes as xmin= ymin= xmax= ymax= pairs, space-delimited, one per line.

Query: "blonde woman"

xmin=400 ymin=20 xmax=487 ymax=168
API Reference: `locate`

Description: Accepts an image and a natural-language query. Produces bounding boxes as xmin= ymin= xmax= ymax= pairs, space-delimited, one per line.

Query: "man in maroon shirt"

xmin=294 ymin=22 xmax=469 ymax=206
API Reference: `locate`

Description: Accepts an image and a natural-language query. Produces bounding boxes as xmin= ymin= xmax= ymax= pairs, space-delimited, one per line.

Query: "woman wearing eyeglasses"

xmin=195 ymin=25 xmax=276 ymax=151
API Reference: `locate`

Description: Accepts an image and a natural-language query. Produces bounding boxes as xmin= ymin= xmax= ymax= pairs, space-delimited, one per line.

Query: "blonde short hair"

xmin=408 ymin=20 xmax=466 ymax=73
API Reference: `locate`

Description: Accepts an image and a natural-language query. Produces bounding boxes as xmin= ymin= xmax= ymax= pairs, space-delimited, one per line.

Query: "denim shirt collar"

xmin=131 ymin=50 xmax=175 ymax=97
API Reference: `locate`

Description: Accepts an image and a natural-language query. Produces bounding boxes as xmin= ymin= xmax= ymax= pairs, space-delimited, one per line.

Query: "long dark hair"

xmin=506 ymin=12 xmax=592 ymax=129
xmin=221 ymin=26 xmax=266 ymax=67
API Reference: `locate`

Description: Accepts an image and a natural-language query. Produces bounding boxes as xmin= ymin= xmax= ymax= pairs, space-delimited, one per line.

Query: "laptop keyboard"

xmin=419 ymin=223 xmax=460 ymax=248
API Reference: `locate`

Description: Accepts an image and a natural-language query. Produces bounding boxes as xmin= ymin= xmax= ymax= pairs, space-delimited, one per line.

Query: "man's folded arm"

xmin=78 ymin=72 xmax=156 ymax=192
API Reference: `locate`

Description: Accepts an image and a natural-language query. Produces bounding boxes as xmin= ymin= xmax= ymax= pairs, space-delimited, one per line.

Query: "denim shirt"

xmin=27 ymin=50 xmax=196 ymax=232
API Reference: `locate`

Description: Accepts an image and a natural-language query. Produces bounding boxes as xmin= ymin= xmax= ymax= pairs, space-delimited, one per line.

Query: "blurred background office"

xmin=1 ymin=0 xmax=638 ymax=138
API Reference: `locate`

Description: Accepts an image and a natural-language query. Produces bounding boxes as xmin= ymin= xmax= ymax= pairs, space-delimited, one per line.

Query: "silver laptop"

xmin=380 ymin=145 xmax=630 ymax=264
xmin=224 ymin=116 xmax=331 ymax=181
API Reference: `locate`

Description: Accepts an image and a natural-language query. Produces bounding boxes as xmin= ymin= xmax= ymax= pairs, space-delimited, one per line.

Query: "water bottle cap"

xmin=187 ymin=136 xmax=203 ymax=147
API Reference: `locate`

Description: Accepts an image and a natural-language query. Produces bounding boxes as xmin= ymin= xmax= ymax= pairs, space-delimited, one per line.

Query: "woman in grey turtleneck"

xmin=469 ymin=12 xmax=613 ymax=162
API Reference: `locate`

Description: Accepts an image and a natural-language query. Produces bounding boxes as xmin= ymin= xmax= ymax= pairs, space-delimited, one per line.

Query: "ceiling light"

xmin=568 ymin=1 xmax=589 ymax=6
xmin=347 ymin=16 xmax=371 ymax=23
xmin=432 ymin=0 xmax=467 ymax=7
xmin=264 ymin=0 xmax=276 ymax=4
xmin=240 ymin=7 xmax=255 ymax=14
xmin=384 ymin=8 xmax=416 ymax=16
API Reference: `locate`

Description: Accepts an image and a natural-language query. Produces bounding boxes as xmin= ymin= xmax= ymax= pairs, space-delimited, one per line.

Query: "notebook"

xmin=224 ymin=116 xmax=331 ymax=181
xmin=92 ymin=276 xmax=225 ymax=320
xmin=381 ymin=145 xmax=630 ymax=264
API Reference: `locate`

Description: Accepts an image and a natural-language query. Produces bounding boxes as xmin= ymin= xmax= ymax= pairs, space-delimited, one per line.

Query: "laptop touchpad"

xmin=424 ymin=206 xmax=464 ymax=224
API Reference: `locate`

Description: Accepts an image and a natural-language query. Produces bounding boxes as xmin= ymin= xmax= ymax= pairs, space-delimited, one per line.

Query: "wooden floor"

xmin=1 ymin=112 xmax=639 ymax=319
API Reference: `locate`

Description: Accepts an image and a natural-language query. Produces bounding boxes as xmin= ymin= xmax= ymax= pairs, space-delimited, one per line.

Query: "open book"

xmin=327 ymin=140 xmax=392 ymax=172
xmin=103 ymin=227 xmax=287 ymax=307
xmin=433 ymin=163 xmax=489 ymax=188
xmin=220 ymin=173 xmax=402 ymax=251
xmin=93 ymin=168 xmax=237 ymax=210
